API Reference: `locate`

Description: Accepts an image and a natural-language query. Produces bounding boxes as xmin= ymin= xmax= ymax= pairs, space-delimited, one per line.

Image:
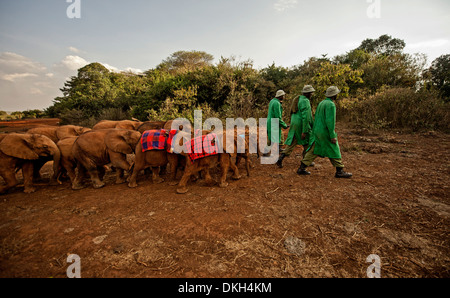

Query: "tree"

xmin=289 ymin=58 xmax=363 ymax=105
xmin=357 ymin=34 xmax=405 ymax=56
xmin=428 ymin=54 xmax=450 ymax=100
xmin=361 ymin=53 xmax=426 ymax=93
xmin=334 ymin=49 xmax=371 ymax=70
xmin=157 ymin=50 xmax=214 ymax=74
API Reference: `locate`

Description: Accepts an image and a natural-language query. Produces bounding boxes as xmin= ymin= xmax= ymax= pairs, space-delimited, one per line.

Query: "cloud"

xmin=123 ymin=67 xmax=144 ymax=74
xmin=100 ymin=63 xmax=119 ymax=72
xmin=68 ymin=46 xmax=81 ymax=54
xmin=0 ymin=52 xmax=60 ymax=110
xmin=0 ymin=52 xmax=47 ymax=74
xmin=274 ymin=0 xmax=298 ymax=12
xmin=407 ymin=39 xmax=449 ymax=49
xmin=59 ymin=55 xmax=89 ymax=71
xmin=0 ymin=51 xmax=145 ymax=111
xmin=1 ymin=73 xmax=39 ymax=82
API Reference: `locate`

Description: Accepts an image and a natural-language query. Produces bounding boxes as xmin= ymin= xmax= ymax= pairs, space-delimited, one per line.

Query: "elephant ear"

xmin=105 ymin=130 xmax=134 ymax=154
xmin=0 ymin=134 xmax=39 ymax=160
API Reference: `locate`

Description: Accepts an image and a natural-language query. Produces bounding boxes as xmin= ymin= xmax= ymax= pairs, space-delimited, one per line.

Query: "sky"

xmin=0 ymin=0 xmax=449 ymax=111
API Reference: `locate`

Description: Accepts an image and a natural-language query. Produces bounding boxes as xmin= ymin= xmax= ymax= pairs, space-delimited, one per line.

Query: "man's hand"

xmin=331 ymin=138 xmax=337 ymax=144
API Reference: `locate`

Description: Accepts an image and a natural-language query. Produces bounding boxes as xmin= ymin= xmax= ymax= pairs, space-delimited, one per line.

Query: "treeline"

xmin=45 ymin=35 xmax=450 ymax=132
xmin=0 ymin=110 xmax=46 ymax=121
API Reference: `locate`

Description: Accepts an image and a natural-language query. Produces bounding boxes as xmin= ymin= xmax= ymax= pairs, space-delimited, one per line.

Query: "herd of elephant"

xmin=0 ymin=119 xmax=252 ymax=195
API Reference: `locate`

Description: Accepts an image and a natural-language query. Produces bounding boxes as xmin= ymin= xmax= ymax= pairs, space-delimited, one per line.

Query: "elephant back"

xmin=105 ymin=129 xmax=141 ymax=155
xmin=137 ymin=121 xmax=166 ymax=133
xmin=27 ymin=126 xmax=58 ymax=143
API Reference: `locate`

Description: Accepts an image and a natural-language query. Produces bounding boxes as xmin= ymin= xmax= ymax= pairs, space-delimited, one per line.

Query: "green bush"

xmin=342 ymin=88 xmax=450 ymax=132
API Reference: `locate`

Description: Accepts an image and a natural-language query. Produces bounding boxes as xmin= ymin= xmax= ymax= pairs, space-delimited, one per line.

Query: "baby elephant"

xmin=128 ymin=129 xmax=181 ymax=187
xmin=0 ymin=133 xmax=61 ymax=194
xmin=72 ymin=129 xmax=141 ymax=189
xmin=176 ymin=131 xmax=242 ymax=194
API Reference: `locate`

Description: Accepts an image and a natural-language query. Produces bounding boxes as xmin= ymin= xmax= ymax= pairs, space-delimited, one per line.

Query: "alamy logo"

xmin=66 ymin=0 xmax=81 ymax=19
xmin=168 ymin=111 xmax=281 ymax=164
xmin=366 ymin=254 xmax=381 ymax=278
xmin=66 ymin=254 xmax=81 ymax=278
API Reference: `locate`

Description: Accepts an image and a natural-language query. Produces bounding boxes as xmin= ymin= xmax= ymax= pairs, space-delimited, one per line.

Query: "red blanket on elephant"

xmin=141 ymin=129 xmax=177 ymax=152
xmin=185 ymin=133 xmax=219 ymax=163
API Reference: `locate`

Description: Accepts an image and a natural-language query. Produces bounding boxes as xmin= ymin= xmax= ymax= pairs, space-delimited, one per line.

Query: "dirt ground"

xmin=0 ymin=119 xmax=449 ymax=278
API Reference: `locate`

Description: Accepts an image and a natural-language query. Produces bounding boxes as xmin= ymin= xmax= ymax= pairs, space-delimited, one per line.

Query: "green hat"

xmin=302 ymin=85 xmax=315 ymax=93
xmin=325 ymin=86 xmax=340 ymax=97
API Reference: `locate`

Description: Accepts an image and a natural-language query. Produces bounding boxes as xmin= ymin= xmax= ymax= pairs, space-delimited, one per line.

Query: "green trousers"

xmin=282 ymin=136 xmax=307 ymax=158
xmin=302 ymin=143 xmax=345 ymax=168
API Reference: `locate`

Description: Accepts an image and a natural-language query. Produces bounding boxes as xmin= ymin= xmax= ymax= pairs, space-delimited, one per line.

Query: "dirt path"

xmin=0 ymin=121 xmax=449 ymax=277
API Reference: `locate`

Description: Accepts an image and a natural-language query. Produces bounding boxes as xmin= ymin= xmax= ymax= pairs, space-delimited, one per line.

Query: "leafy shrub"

xmin=342 ymin=87 xmax=450 ymax=132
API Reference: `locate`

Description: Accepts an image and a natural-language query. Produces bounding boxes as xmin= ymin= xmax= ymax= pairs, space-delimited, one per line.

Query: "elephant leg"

xmin=72 ymin=163 xmax=84 ymax=190
xmin=159 ymin=165 xmax=167 ymax=176
xmin=109 ymin=152 xmax=131 ymax=184
xmin=167 ymin=154 xmax=179 ymax=186
xmin=96 ymin=165 xmax=105 ymax=181
xmin=245 ymin=156 xmax=251 ymax=177
xmin=229 ymin=156 xmax=242 ymax=180
xmin=90 ymin=170 xmax=105 ymax=188
xmin=151 ymin=167 xmax=164 ymax=184
xmin=65 ymin=161 xmax=77 ymax=185
xmin=84 ymin=165 xmax=104 ymax=189
xmin=32 ymin=159 xmax=45 ymax=182
xmin=219 ymin=154 xmax=231 ymax=188
xmin=110 ymin=152 xmax=131 ymax=171
xmin=72 ymin=162 xmax=87 ymax=190
xmin=128 ymin=162 xmax=144 ymax=188
xmin=202 ymin=168 xmax=216 ymax=186
xmin=177 ymin=163 xmax=197 ymax=194
xmin=22 ymin=162 xmax=37 ymax=193
xmin=235 ymin=155 xmax=242 ymax=167
xmin=115 ymin=168 xmax=126 ymax=184
xmin=0 ymin=169 xmax=19 ymax=194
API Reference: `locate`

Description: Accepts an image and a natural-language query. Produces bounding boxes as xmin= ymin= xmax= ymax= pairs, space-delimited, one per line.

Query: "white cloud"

xmin=0 ymin=50 xmax=145 ymax=111
xmin=30 ymin=87 xmax=44 ymax=95
xmin=407 ymin=39 xmax=449 ymax=49
xmin=1 ymin=73 xmax=38 ymax=82
xmin=123 ymin=67 xmax=144 ymax=74
xmin=274 ymin=0 xmax=298 ymax=12
xmin=0 ymin=52 xmax=60 ymax=111
xmin=0 ymin=52 xmax=47 ymax=74
xmin=59 ymin=55 xmax=89 ymax=71
xmin=101 ymin=63 xmax=143 ymax=74
xmin=68 ymin=46 xmax=81 ymax=54
xmin=101 ymin=63 xmax=119 ymax=72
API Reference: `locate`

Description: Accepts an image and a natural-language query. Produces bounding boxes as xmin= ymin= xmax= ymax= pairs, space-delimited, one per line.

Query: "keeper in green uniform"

xmin=297 ymin=86 xmax=352 ymax=178
xmin=266 ymin=90 xmax=289 ymax=155
xmin=277 ymin=85 xmax=315 ymax=168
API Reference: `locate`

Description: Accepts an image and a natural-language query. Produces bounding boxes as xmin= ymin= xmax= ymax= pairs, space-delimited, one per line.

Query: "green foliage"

xmin=357 ymin=34 xmax=406 ymax=56
xmin=289 ymin=59 xmax=364 ymax=109
xmin=342 ymin=88 xmax=450 ymax=132
xmin=45 ymin=41 xmax=449 ymax=132
xmin=157 ymin=50 xmax=214 ymax=74
xmin=427 ymin=54 xmax=450 ymax=101
xmin=0 ymin=109 xmax=46 ymax=120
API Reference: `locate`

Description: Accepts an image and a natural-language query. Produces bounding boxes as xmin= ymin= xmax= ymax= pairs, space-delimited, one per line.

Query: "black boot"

xmin=276 ymin=153 xmax=286 ymax=168
xmin=335 ymin=167 xmax=352 ymax=178
xmin=297 ymin=162 xmax=311 ymax=175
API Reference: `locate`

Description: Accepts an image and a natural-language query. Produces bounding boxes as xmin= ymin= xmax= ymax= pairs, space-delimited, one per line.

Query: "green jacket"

xmin=267 ymin=98 xmax=288 ymax=144
xmin=309 ymin=98 xmax=341 ymax=159
xmin=285 ymin=95 xmax=313 ymax=146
